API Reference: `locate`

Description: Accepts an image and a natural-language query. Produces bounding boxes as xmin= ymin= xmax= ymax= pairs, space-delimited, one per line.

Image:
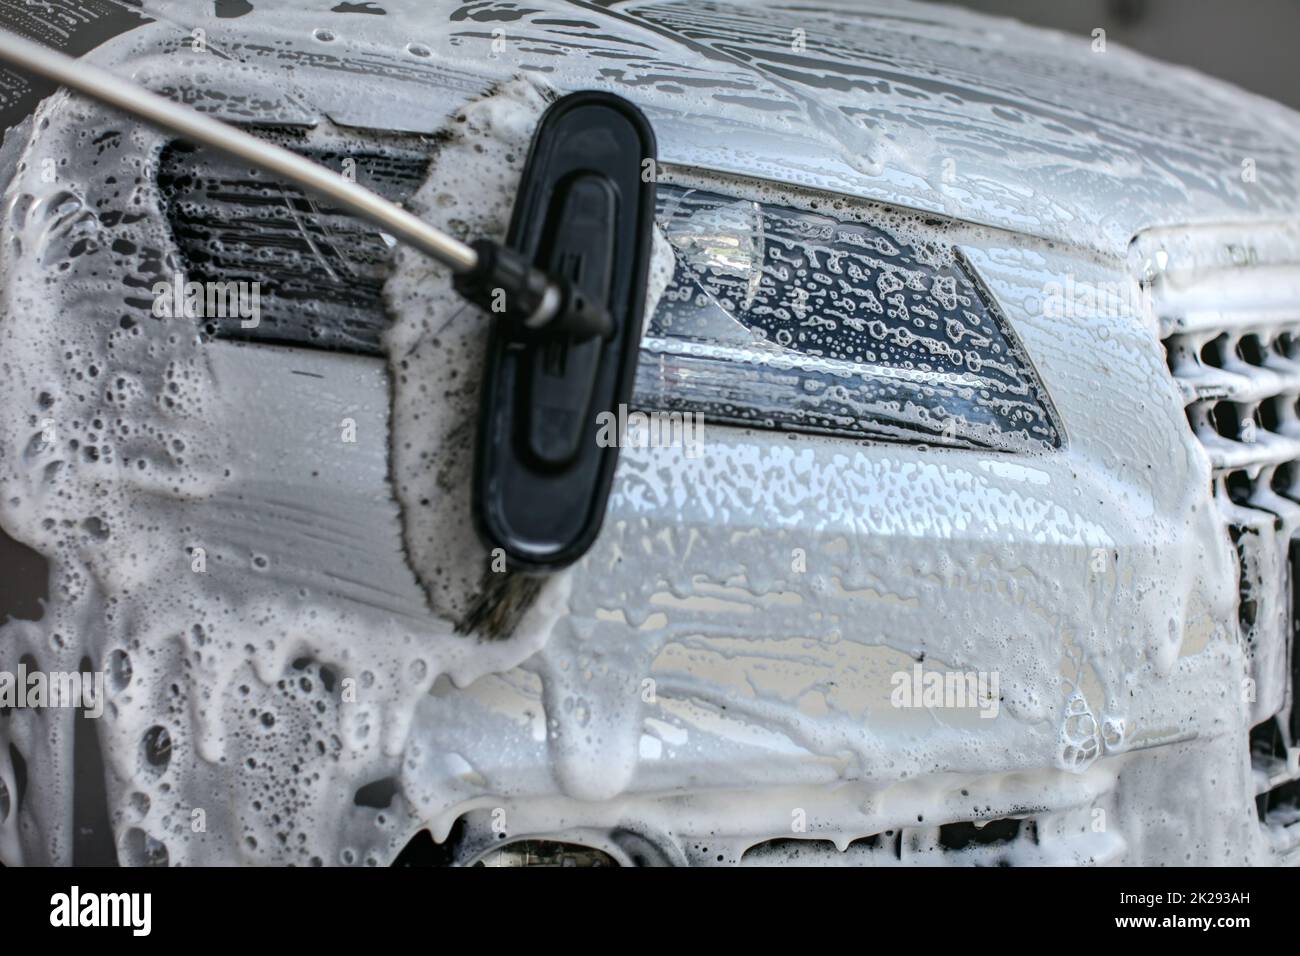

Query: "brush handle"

xmin=0 ymin=28 xmax=475 ymax=275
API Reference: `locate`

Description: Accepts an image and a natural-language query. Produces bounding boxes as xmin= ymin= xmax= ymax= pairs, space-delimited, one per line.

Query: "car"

xmin=0 ymin=0 xmax=1298 ymax=867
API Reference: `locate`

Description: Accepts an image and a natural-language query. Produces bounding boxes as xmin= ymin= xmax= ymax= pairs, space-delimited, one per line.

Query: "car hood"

xmin=97 ymin=0 xmax=1300 ymax=257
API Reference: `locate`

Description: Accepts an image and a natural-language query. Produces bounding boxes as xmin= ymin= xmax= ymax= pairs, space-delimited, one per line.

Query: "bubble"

xmin=120 ymin=828 xmax=169 ymax=867
xmin=108 ymin=649 xmax=132 ymax=691
xmin=142 ymin=725 xmax=172 ymax=771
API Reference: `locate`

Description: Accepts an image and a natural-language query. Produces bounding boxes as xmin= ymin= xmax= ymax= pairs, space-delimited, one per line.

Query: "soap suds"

xmin=0 ymin=1 xmax=1290 ymax=866
xmin=380 ymin=75 xmax=549 ymax=625
xmin=0 ymin=79 xmax=578 ymax=864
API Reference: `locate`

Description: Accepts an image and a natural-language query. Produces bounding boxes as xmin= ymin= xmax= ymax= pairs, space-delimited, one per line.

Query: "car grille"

xmin=1147 ymin=224 xmax=1300 ymax=856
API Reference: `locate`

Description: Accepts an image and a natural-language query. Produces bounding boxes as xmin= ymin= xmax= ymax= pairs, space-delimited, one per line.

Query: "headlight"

xmin=633 ymin=181 xmax=1061 ymax=453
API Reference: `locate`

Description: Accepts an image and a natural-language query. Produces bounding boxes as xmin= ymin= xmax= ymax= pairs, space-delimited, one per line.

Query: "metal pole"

xmin=0 ymin=28 xmax=480 ymax=273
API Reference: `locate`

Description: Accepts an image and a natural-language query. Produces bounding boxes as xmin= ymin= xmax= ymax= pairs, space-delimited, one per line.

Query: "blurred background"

xmin=924 ymin=0 xmax=1300 ymax=109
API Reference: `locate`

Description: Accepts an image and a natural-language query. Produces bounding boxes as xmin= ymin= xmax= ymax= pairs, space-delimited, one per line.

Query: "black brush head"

xmin=472 ymin=91 xmax=658 ymax=572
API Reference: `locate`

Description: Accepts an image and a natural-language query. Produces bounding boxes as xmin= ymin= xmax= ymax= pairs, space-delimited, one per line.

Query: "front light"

xmin=633 ymin=183 xmax=1061 ymax=453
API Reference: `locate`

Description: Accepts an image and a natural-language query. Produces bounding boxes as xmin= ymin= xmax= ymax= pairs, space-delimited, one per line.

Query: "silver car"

xmin=0 ymin=0 xmax=1298 ymax=867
